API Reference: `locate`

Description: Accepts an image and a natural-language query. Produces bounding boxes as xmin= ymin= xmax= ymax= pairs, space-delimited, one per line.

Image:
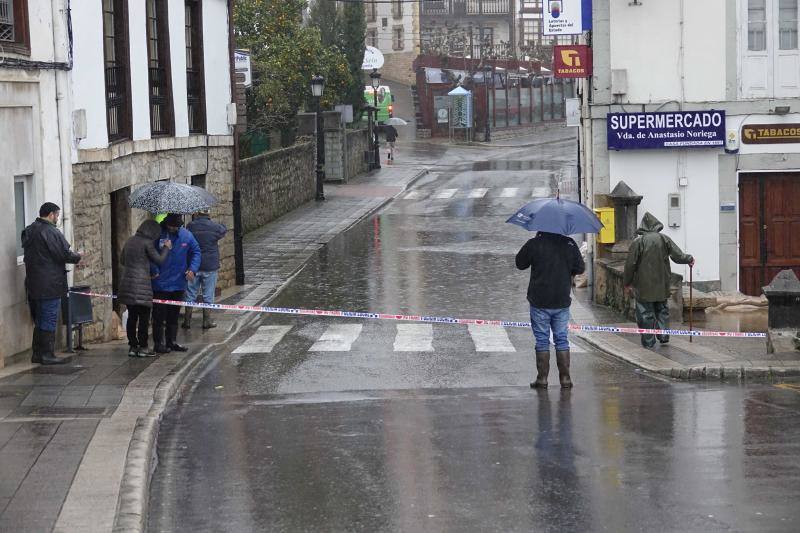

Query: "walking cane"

xmin=689 ymin=264 xmax=694 ymax=343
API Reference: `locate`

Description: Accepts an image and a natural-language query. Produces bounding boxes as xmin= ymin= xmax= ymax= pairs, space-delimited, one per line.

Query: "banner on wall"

xmin=544 ymin=0 xmax=592 ymax=36
xmin=607 ymin=110 xmax=726 ymax=150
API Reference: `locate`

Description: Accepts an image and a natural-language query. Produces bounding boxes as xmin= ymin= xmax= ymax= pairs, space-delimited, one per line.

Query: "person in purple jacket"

xmin=151 ymin=213 xmax=201 ymax=353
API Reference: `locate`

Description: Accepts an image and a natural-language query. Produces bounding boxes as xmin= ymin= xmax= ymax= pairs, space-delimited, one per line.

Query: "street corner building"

xmin=579 ymin=0 xmax=800 ymax=302
xmin=0 ymin=0 xmax=237 ymax=365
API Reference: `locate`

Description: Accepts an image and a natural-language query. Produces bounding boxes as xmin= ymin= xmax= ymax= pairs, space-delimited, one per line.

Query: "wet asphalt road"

xmin=148 ymin=136 xmax=800 ymax=532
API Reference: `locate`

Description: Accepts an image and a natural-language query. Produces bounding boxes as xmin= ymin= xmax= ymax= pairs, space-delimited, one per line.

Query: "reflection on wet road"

xmin=147 ymin=134 xmax=800 ymax=532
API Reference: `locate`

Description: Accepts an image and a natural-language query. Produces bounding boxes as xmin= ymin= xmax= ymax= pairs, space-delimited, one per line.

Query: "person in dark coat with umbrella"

xmin=22 ymin=202 xmax=82 ymax=365
xmin=516 ymin=232 xmax=585 ymax=389
xmin=118 ymin=220 xmax=171 ymax=357
xmin=151 ymin=214 xmax=201 ymax=353
xmin=623 ymin=212 xmax=694 ymax=348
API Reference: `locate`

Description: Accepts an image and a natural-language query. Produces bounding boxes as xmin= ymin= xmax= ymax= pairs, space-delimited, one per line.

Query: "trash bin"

xmin=62 ymin=285 xmax=94 ymax=352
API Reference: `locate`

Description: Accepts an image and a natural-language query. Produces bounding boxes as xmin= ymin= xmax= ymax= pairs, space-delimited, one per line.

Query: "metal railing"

xmin=105 ymin=65 xmax=128 ymax=141
xmin=149 ymin=66 xmax=170 ymax=135
xmin=187 ymin=68 xmax=204 ymax=133
xmin=423 ymin=0 xmax=510 ymax=16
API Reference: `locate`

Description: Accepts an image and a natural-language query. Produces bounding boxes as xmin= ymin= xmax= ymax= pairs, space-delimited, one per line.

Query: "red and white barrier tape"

xmin=69 ymin=291 xmax=767 ymax=339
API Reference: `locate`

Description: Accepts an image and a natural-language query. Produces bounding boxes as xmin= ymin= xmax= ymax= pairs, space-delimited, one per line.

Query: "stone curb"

xmin=575 ymin=330 xmax=800 ymax=383
xmin=111 ymin=165 xmax=430 ymax=532
xmin=112 ymin=310 xmax=261 ymax=532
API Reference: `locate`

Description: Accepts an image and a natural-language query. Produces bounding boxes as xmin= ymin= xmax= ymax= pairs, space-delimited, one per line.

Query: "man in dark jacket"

xmin=624 ymin=212 xmax=694 ymax=348
xmin=183 ymin=211 xmax=227 ymax=330
xmin=151 ymin=214 xmax=201 ymax=353
xmin=22 ymin=202 xmax=82 ymax=365
xmin=516 ymin=232 xmax=585 ymax=389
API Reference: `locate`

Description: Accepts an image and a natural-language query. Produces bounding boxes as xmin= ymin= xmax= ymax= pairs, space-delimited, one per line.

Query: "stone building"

xmin=365 ymin=0 xmax=421 ymax=84
xmin=69 ymin=0 xmax=236 ymax=341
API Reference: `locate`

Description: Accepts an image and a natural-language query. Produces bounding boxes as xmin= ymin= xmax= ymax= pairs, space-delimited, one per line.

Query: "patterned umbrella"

xmin=128 ymin=181 xmax=218 ymax=214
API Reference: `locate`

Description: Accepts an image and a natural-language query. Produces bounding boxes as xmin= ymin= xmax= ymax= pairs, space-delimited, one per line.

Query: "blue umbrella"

xmin=506 ymin=197 xmax=603 ymax=235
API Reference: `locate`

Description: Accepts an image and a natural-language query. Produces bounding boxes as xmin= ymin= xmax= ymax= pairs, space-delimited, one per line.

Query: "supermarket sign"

xmin=607 ymin=110 xmax=726 ymax=150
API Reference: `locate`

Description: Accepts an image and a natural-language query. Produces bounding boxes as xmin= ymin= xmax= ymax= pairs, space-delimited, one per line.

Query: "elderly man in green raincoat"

xmin=623 ymin=212 xmax=694 ymax=348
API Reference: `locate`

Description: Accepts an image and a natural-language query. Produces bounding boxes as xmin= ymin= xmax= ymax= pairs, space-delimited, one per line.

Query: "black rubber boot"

xmin=181 ymin=307 xmax=193 ymax=329
xmin=202 ymin=309 xmax=217 ymax=330
xmin=167 ymin=325 xmax=188 ymax=352
xmin=39 ymin=331 xmax=67 ymax=365
xmin=530 ymin=351 xmax=550 ymax=389
xmin=31 ymin=328 xmax=43 ymax=364
xmin=556 ymin=350 xmax=573 ymax=389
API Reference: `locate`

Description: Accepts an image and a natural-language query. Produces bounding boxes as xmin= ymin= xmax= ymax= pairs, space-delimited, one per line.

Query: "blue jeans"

xmin=530 ymin=306 xmax=570 ymax=352
xmin=185 ymin=270 xmax=218 ymax=304
xmin=32 ymin=298 xmax=61 ymax=332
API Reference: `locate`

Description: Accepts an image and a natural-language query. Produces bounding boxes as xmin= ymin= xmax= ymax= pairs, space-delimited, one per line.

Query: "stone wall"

xmin=595 ymin=258 xmax=684 ymax=321
xmin=381 ymin=52 xmax=417 ymax=85
xmin=239 ymin=140 xmax=316 ymax=234
xmin=72 ymin=138 xmax=235 ymax=343
xmin=345 ymin=129 xmax=369 ymax=179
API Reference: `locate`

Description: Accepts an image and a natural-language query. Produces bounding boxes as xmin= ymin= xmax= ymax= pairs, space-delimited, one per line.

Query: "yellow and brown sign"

xmin=553 ymin=45 xmax=592 ymax=78
xmin=741 ymin=123 xmax=800 ymax=144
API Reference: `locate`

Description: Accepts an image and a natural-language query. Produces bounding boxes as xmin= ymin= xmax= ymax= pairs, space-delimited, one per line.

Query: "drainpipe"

xmin=228 ymin=0 xmax=245 ymax=285
xmin=52 ymin=0 xmax=74 ymax=269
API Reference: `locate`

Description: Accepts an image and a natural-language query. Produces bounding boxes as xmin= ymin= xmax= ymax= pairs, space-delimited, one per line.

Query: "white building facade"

xmin=0 ymin=0 xmax=236 ymax=364
xmin=581 ymin=0 xmax=800 ymax=296
xmin=0 ymin=0 xmax=75 ymax=366
xmin=68 ymin=0 xmax=236 ymax=342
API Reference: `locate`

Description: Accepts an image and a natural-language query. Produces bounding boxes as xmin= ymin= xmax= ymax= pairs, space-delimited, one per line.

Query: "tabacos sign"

xmin=607 ymin=110 xmax=726 ymax=150
xmin=741 ymin=123 xmax=800 ymax=144
xmin=554 ymin=45 xmax=592 ymax=78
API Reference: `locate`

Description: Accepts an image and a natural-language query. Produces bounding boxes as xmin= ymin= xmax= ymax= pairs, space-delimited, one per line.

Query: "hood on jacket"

xmin=636 ymin=212 xmax=664 ymax=235
xmin=136 ymin=219 xmax=162 ymax=240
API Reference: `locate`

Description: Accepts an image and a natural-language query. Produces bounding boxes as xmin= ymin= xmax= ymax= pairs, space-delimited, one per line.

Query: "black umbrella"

xmin=129 ymin=181 xmax=219 ymax=214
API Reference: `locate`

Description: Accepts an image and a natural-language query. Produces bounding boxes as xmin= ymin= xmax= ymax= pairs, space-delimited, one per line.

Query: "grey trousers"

xmin=635 ymin=300 xmax=670 ymax=348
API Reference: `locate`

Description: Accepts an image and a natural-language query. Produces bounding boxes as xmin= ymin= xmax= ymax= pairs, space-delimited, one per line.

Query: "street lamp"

xmin=311 ymin=74 xmax=325 ymax=201
xmin=483 ymin=65 xmax=493 ymax=143
xmin=369 ymin=68 xmax=382 ymax=170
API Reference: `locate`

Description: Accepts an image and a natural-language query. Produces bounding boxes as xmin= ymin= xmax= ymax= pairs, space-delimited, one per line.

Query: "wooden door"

xmin=739 ymin=173 xmax=800 ymax=295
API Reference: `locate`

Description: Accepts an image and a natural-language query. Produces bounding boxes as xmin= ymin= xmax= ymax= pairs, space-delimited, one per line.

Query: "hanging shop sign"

xmin=607 ymin=110 xmax=726 ymax=150
xmin=741 ymin=123 xmax=800 ymax=144
xmin=553 ymin=45 xmax=592 ymax=78
xmin=544 ymin=0 xmax=593 ymax=36
xmin=362 ymin=46 xmax=385 ymax=70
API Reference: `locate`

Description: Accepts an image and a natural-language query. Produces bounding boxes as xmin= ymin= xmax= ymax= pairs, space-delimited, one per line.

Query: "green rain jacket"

xmin=623 ymin=212 xmax=693 ymax=303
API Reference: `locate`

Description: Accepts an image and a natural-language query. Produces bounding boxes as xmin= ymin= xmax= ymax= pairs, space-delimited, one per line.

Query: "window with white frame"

xmin=367 ymin=28 xmax=377 ymax=48
xmin=742 ymin=0 xmax=800 ymax=98
xmin=14 ymin=175 xmax=32 ymax=260
xmin=393 ymin=26 xmax=404 ymax=50
xmin=392 ymin=0 xmax=403 ymax=19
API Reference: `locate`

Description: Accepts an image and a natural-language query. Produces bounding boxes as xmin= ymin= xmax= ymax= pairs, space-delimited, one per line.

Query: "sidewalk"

xmin=570 ymin=289 xmax=800 ymax=381
xmin=0 ymin=163 xmax=427 ymax=532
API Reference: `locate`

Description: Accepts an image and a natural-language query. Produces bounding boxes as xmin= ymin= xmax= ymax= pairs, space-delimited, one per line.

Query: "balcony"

xmin=105 ymin=65 xmax=129 ymax=141
xmin=422 ymin=0 xmax=510 ymax=16
xmin=149 ymin=66 xmax=171 ymax=136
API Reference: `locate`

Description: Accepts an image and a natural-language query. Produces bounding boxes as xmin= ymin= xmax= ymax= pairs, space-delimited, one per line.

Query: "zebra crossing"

xmin=398 ymin=186 xmax=566 ymax=201
xmin=231 ymin=321 xmax=585 ymax=355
